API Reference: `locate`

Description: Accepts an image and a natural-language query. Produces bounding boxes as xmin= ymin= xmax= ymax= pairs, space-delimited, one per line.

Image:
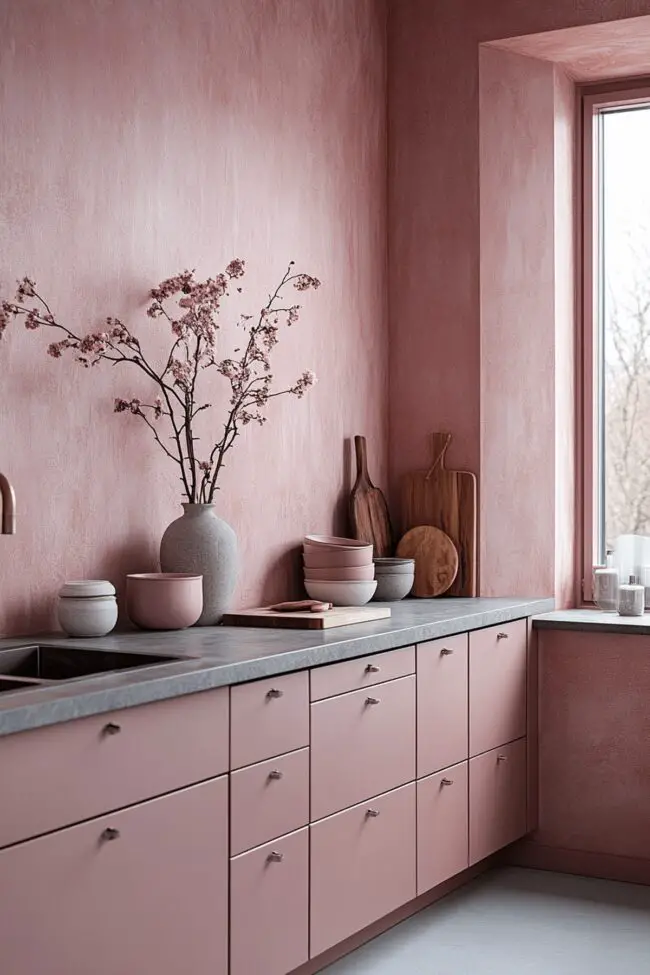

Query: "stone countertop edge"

xmin=533 ymin=607 xmax=650 ymax=634
xmin=0 ymin=597 xmax=553 ymax=737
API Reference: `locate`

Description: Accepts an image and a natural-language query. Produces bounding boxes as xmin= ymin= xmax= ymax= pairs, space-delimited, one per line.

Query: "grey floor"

xmin=323 ymin=868 xmax=650 ymax=974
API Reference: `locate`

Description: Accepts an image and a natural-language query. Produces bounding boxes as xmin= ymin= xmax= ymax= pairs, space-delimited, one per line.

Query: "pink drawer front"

xmin=0 ymin=687 xmax=229 ymax=850
xmin=310 ymin=646 xmax=415 ymax=701
xmin=230 ymin=828 xmax=309 ymax=975
xmin=417 ymin=761 xmax=469 ymax=894
xmin=230 ymin=747 xmax=309 ymax=855
xmin=230 ymin=670 xmax=309 ymax=769
xmin=0 ymin=777 xmax=229 ymax=975
xmin=310 ymin=783 xmax=416 ymax=958
xmin=311 ymin=675 xmax=416 ymax=821
xmin=417 ymin=633 xmax=468 ymax=777
xmin=469 ymin=619 xmax=527 ymax=757
xmin=469 ymin=737 xmax=527 ymax=865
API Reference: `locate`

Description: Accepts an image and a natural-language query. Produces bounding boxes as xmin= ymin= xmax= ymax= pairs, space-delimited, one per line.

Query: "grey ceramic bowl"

xmin=373 ymin=559 xmax=415 ymax=574
xmin=372 ymin=571 xmax=414 ymax=601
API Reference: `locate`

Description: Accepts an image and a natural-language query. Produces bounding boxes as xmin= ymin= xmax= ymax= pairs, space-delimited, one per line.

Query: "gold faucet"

xmin=0 ymin=472 xmax=16 ymax=534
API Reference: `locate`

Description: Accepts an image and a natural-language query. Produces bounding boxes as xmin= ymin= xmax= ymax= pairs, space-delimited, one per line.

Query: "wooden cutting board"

xmin=401 ymin=432 xmax=477 ymax=596
xmin=396 ymin=525 xmax=459 ymax=597
xmin=222 ymin=605 xmax=391 ymax=630
xmin=349 ymin=435 xmax=393 ymax=557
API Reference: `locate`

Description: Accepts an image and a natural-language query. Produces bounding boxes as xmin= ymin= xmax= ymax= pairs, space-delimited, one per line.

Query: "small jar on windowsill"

xmin=617 ymin=575 xmax=645 ymax=617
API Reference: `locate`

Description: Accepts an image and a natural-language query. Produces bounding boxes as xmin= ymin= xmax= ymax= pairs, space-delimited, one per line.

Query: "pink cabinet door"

xmin=0 ymin=687 xmax=229 ymax=850
xmin=230 ymin=671 xmax=309 ymax=769
xmin=310 ymin=783 xmax=416 ymax=958
xmin=417 ymin=633 xmax=468 ymax=777
xmin=311 ymin=675 xmax=416 ymax=821
xmin=469 ymin=737 xmax=527 ymax=865
xmin=469 ymin=619 xmax=527 ymax=757
xmin=310 ymin=646 xmax=415 ymax=701
xmin=230 ymin=747 xmax=309 ymax=855
xmin=230 ymin=828 xmax=309 ymax=975
xmin=417 ymin=761 xmax=468 ymax=894
xmin=0 ymin=777 xmax=228 ymax=975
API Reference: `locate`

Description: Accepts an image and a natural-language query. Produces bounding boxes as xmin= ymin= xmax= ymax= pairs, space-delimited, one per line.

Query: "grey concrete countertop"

xmin=534 ymin=607 xmax=650 ymax=635
xmin=0 ymin=596 xmax=553 ymax=737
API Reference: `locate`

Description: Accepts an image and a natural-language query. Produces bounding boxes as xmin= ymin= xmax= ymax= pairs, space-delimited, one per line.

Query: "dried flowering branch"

xmin=1 ymin=260 xmax=320 ymax=502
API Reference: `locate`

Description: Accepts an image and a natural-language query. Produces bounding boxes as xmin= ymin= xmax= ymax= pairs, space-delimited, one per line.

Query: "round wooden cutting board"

xmin=396 ymin=525 xmax=459 ymax=597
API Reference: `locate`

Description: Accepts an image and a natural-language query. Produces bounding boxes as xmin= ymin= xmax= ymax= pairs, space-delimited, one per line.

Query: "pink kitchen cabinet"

xmin=310 ymin=782 xmax=416 ymax=958
xmin=0 ymin=776 xmax=229 ymax=975
xmin=417 ymin=633 xmax=468 ymax=777
xmin=469 ymin=737 xmax=527 ymax=865
xmin=0 ymin=686 xmax=229 ymax=851
xmin=310 ymin=675 xmax=416 ymax=821
xmin=230 ymin=670 xmax=309 ymax=769
xmin=310 ymin=646 xmax=415 ymax=701
xmin=230 ymin=827 xmax=309 ymax=975
xmin=417 ymin=761 xmax=469 ymax=894
xmin=230 ymin=746 xmax=309 ymax=855
xmin=469 ymin=619 xmax=527 ymax=757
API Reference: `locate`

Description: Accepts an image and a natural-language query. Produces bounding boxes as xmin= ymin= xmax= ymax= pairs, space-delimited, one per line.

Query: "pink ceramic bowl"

xmin=304 ymin=535 xmax=372 ymax=550
xmin=303 ymin=548 xmax=374 ymax=568
xmin=304 ymin=564 xmax=375 ymax=581
xmin=126 ymin=573 xmax=203 ymax=631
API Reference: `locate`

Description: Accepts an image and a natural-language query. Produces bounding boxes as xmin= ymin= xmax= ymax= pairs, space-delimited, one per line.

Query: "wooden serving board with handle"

xmin=401 ymin=432 xmax=477 ymax=596
xmin=222 ymin=605 xmax=391 ymax=630
xmin=349 ymin=435 xmax=393 ymax=557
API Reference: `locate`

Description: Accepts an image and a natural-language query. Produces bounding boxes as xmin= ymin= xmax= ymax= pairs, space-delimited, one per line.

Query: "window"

xmin=582 ymin=86 xmax=650 ymax=597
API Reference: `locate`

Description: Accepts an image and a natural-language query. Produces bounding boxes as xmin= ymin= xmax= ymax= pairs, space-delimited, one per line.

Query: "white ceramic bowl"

xmin=304 ymin=548 xmax=373 ymax=568
xmin=305 ymin=564 xmax=375 ymax=581
xmin=304 ymin=535 xmax=371 ymax=550
xmin=304 ymin=579 xmax=377 ymax=606
xmin=126 ymin=573 xmax=203 ymax=630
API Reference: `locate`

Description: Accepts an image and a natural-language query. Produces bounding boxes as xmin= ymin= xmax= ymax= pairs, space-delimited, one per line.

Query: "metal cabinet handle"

xmin=101 ymin=827 xmax=120 ymax=841
xmin=440 ymin=647 xmax=454 ymax=656
xmin=496 ymin=632 xmax=509 ymax=640
xmin=267 ymin=850 xmax=284 ymax=863
xmin=365 ymin=808 xmax=380 ymax=818
xmin=102 ymin=722 xmax=121 ymax=736
xmin=268 ymin=769 xmax=283 ymax=781
xmin=441 ymin=778 xmax=454 ymax=786
xmin=266 ymin=688 xmax=284 ymax=699
xmin=365 ymin=663 xmax=380 ymax=673
xmin=497 ymin=754 xmax=508 ymax=763
xmin=365 ymin=697 xmax=380 ymax=706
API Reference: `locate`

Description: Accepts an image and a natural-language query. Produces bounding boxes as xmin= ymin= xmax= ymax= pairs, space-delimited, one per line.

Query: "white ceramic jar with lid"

xmin=57 ymin=580 xmax=118 ymax=637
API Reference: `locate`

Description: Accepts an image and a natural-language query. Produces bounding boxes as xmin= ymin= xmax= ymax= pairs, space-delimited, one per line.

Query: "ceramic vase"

xmin=160 ymin=503 xmax=238 ymax=625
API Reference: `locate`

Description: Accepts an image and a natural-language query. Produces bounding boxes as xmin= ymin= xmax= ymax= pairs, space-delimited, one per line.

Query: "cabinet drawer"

xmin=230 ymin=748 xmax=309 ymax=855
xmin=310 ymin=783 xmax=416 ymax=958
xmin=469 ymin=738 xmax=527 ymax=865
xmin=230 ymin=671 xmax=309 ymax=770
xmin=417 ymin=762 xmax=468 ymax=894
xmin=0 ymin=688 xmax=229 ymax=850
xmin=417 ymin=633 xmax=468 ymax=777
xmin=311 ymin=675 xmax=416 ymax=821
xmin=231 ymin=828 xmax=309 ymax=975
xmin=469 ymin=619 xmax=527 ymax=756
xmin=0 ymin=777 xmax=229 ymax=975
xmin=310 ymin=646 xmax=415 ymax=701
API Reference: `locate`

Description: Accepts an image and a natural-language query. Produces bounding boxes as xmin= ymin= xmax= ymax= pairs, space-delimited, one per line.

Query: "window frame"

xmin=580 ymin=83 xmax=650 ymax=602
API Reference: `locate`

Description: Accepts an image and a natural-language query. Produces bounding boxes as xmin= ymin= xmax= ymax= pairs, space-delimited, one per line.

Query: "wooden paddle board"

xmin=223 ymin=605 xmax=391 ymax=630
xmin=396 ymin=525 xmax=458 ymax=597
xmin=401 ymin=432 xmax=477 ymax=597
xmin=350 ymin=435 xmax=393 ymax=557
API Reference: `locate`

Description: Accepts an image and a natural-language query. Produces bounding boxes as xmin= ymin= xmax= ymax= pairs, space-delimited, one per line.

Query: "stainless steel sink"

xmin=0 ymin=645 xmax=183 ymax=690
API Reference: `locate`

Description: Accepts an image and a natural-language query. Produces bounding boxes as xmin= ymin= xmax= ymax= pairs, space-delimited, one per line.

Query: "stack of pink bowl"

xmin=303 ymin=535 xmax=376 ymax=606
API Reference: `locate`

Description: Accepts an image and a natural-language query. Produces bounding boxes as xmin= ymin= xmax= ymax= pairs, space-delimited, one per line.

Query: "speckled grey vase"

xmin=160 ymin=503 xmax=238 ymax=626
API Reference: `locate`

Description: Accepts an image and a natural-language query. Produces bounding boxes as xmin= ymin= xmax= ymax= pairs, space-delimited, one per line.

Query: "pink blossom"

xmin=15 ymin=277 xmax=36 ymax=301
xmin=199 ymin=460 xmax=211 ymax=473
xmin=288 ymin=305 xmax=300 ymax=324
xmin=113 ymin=397 xmax=141 ymax=415
xmin=225 ymin=258 xmax=245 ymax=279
xmin=293 ymin=274 xmax=321 ymax=292
xmin=171 ymin=358 xmax=193 ymax=388
xmin=24 ymin=311 xmax=40 ymax=330
xmin=291 ymin=370 xmax=317 ymax=398
xmin=153 ymin=396 xmax=163 ymax=419
xmin=216 ymin=359 xmax=238 ymax=379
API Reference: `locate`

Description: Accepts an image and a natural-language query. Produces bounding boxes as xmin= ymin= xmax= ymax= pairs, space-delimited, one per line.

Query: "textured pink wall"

xmin=0 ymin=0 xmax=387 ymax=634
xmin=388 ymin=0 xmax=650 ymax=599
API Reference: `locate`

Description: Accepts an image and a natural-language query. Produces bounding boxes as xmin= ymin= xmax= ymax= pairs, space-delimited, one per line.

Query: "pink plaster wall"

xmin=0 ymin=0 xmax=387 ymax=635
xmin=388 ymin=0 xmax=650 ymax=600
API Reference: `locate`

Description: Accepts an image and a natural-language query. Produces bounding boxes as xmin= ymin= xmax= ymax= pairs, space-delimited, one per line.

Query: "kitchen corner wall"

xmin=0 ymin=0 xmax=388 ymax=635
xmin=388 ymin=0 xmax=650 ymax=605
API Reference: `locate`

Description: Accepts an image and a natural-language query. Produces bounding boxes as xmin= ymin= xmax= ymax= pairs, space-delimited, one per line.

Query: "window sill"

xmin=534 ymin=608 xmax=650 ymax=634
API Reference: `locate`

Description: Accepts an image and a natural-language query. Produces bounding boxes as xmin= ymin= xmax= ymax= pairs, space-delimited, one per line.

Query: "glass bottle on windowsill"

xmin=617 ymin=575 xmax=645 ymax=617
xmin=593 ymin=552 xmax=618 ymax=612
